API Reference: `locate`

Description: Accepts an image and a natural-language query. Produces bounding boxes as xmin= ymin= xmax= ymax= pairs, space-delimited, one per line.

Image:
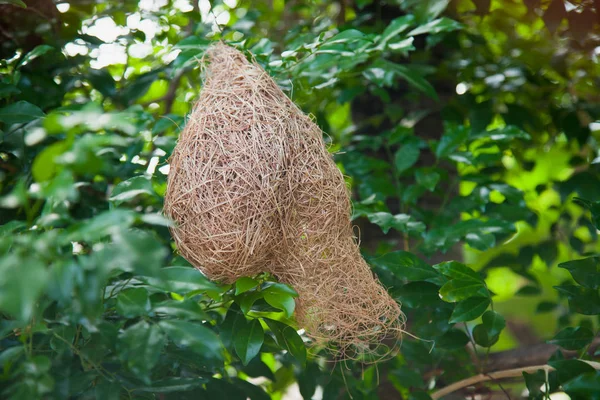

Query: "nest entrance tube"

xmin=164 ymin=43 xmax=405 ymax=360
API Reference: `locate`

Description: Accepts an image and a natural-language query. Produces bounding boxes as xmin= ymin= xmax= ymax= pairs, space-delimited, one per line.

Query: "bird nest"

xmin=164 ymin=43 xmax=404 ymax=360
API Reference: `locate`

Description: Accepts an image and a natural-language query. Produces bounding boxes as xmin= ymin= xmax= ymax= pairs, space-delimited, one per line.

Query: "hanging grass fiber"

xmin=164 ymin=43 xmax=405 ymax=360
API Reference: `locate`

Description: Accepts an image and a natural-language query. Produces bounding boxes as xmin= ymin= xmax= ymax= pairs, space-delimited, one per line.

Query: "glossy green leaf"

xmin=554 ymin=285 xmax=600 ymax=315
xmin=433 ymin=261 xmax=484 ymax=282
xmin=439 ymin=279 xmax=487 ymax=302
xmin=264 ymin=319 xmax=306 ymax=366
xmin=548 ymin=359 xmax=596 ymax=384
xmin=233 ymin=317 xmax=264 ymax=366
xmin=374 ymin=251 xmax=444 ymax=284
xmin=415 ymin=168 xmax=440 ymax=191
xmin=449 ymin=297 xmax=490 ymax=323
xmin=153 ymin=299 xmax=208 ymax=321
xmin=573 ymin=197 xmax=600 ymax=230
xmin=17 ymin=45 xmax=54 ymax=68
xmin=262 ymin=283 xmax=298 ymax=317
xmin=435 ymin=329 xmax=469 ymax=350
xmin=159 ymin=320 xmax=224 ymax=362
xmin=142 ymin=266 xmax=221 ymax=295
xmin=558 ymin=257 xmax=600 ymax=289
xmin=109 ymin=176 xmax=156 ymax=203
xmin=398 ymin=281 xmax=442 ymax=307
xmin=367 ymin=212 xmax=425 ymax=234
xmin=377 ymin=15 xmax=415 ymax=50
xmin=394 ymin=142 xmax=421 ymax=173
xmin=562 ymin=371 xmax=600 ymax=395
xmin=235 ymin=277 xmax=260 ymax=295
xmin=0 ymin=0 xmax=26 ymax=7
xmin=0 ymin=254 xmax=48 ymax=321
xmin=548 ymin=326 xmax=594 ymax=350
xmin=117 ymin=321 xmax=165 ymax=383
xmin=115 ymin=288 xmax=151 ymax=317
xmin=408 ymin=17 xmax=462 ymax=36
xmin=0 ymin=100 xmax=45 ymax=125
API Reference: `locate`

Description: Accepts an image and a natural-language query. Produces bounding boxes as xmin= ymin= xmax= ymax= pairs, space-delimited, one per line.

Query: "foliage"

xmin=1 ymin=0 xmax=600 ymax=399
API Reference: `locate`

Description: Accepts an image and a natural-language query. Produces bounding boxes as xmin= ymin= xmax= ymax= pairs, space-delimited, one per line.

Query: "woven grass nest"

xmin=164 ymin=43 xmax=405 ymax=360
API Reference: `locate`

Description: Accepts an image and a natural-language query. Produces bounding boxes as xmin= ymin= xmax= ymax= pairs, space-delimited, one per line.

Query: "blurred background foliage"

xmin=1 ymin=0 xmax=600 ymax=398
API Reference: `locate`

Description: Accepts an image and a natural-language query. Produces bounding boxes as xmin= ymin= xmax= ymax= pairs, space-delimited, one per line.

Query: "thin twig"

xmin=431 ymin=361 xmax=600 ymax=399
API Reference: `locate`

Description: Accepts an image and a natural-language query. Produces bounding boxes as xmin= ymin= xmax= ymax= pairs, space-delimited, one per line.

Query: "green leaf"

xmin=0 ymin=0 xmax=26 ymax=8
xmin=262 ymin=283 xmax=298 ymax=317
xmin=558 ymin=256 xmax=600 ymax=289
xmin=415 ymin=168 xmax=440 ymax=191
xmin=0 ymin=100 xmax=45 ymax=126
xmin=0 ymin=254 xmax=48 ymax=321
xmin=142 ymin=266 xmax=221 ymax=295
xmin=473 ymin=324 xmax=498 ymax=347
xmin=32 ymin=141 xmax=68 ymax=182
xmin=574 ymin=197 xmax=600 ymax=231
xmin=391 ymin=365 xmax=425 ymax=388
xmin=367 ymin=212 xmax=425 ymax=234
xmin=523 ymin=370 xmax=546 ymax=398
xmin=374 ymin=251 xmax=444 ymax=284
xmin=205 ymin=378 xmax=246 ymax=399
xmin=439 ymin=279 xmax=487 ymax=302
xmin=219 ymin=304 xmax=240 ymax=350
xmin=117 ymin=321 xmax=165 ymax=383
xmin=239 ymin=291 xmax=264 ymax=315
xmin=548 ymin=359 xmax=596 ymax=384
xmin=398 ymin=282 xmax=442 ymax=307
xmin=470 ymin=125 xmax=531 ymax=141
xmin=159 ymin=320 xmax=224 ymax=362
xmin=516 ymin=285 xmax=542 ymax=296
xmin=436 ymin=125 xmax=468 ymax=158
xmin=536 ymin=301 xmax=558 ymax=313
xmin=235 ymin=277 xmax=259 ymax=295
xmin=389 ymin=63 xmax=438 ymax=100
xmin=562 ymin=371 xmax=600 ymax=395
xmin=377 ymin=15 xmax=415 ymax=50
xmin=233 ymin=317 xmax=264 ymax=366
xmin=263 ymin=292 xmax=296 ymax=317
xmin=174 ymin=35 xmax=212 ymax=51
xmin=449 ymin=297 xmax=490 ymax=323
xmin=409 ymin=392 xmax=433 ymax=400
xmin=109 ymin=229 xmax=167 ymax=276
xmin=554 ymin=285 xmax=600 ymax=315
xmin=0 ymin=346 xmax=24 ymax=368
xmin=95 ymin=378 xmax=121 ymax=400
xmin=407 ymin=17 xmax=462 ymax=36
xmin=17 ymin=45 xmax=54 ymax=68
xmin=481 ymin=311 xmax=505 ymax=337
xmin=232 ymin=378 xmax=271 ymax=400
xmin=264 ymin=319 xmax=306 ymax=366
xmin=548 ymin=326 xmax=594 ymax=350
xmin=68 ymin=209 xmax=136 ymax=242
xmin=436 ymin=329 xmax=469 ymax=350
xmin=0 ymin=82 xmax=20 ymax=99
xmin=109 ymin=176 xmax=156 ymax=203
xmin=153 ymin=299 xmax=208 ymax=321
xmin=433 ymin=261 xmax=483 ymax=283
xmin=394 ymin=142 xmax=421 ymax=173
xmin=87 ymin=69 xmax=117 ymax=98
xmin=365 ymin=59 xmax=438 ymax=99
xmin=116 ymin=288 xmax=151 ymax=318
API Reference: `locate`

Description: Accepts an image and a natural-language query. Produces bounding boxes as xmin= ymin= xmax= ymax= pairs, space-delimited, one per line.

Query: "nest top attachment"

xmin=164 ymin=43 xmax=404 ymax=360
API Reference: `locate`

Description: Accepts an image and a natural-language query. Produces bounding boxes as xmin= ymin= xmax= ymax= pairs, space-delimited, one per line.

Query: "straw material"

xmin=164 ymin=43 xmax=404 ymax=359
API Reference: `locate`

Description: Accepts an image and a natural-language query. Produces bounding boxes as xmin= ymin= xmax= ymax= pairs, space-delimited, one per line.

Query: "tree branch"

xmin=483 ymin=338 xmax=600 ymax=373
xmin=431 ymin=361 xmax=600 ymax=399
